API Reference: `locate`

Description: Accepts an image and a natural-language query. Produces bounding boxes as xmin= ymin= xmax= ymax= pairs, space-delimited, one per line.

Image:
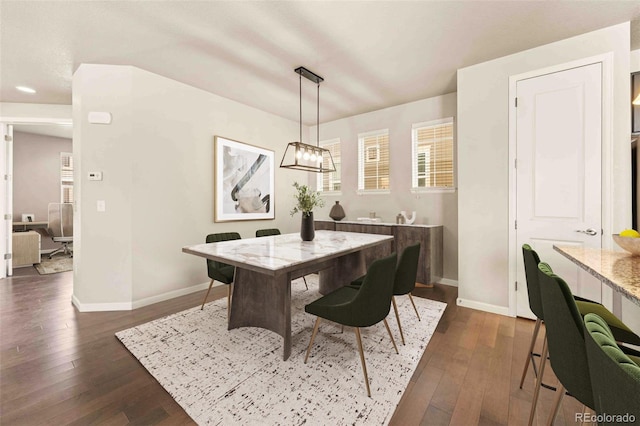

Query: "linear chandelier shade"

xmin=280 ymin=66 xmax=336 ymax=173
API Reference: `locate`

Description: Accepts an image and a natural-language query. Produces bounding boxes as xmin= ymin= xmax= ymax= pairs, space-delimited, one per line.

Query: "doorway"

xmin=1 ymin=119 xmax=73 ymax=277
xmin=508 ymin=56 xmax=613 ymax=318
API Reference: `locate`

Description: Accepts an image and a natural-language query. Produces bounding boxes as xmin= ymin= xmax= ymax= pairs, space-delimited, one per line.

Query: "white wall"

xmin=309 ymin=93 xmax=458 ymax=282
xmin=0 ymin=103 xmax=71 ymax=121
xmin=631 ymin=49 xmax=640 ymax=72
xmin=72 ymin=64 xmax=303 ymax=310
xmin=457 ymin=23 xmax=631 ymax=314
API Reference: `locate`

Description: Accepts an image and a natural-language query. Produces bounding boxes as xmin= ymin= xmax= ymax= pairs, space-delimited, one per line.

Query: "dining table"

xmin=183 ymin=230 xmax=394 ymax=360
xmin=553 ymin=245 xmax=640 ymax=317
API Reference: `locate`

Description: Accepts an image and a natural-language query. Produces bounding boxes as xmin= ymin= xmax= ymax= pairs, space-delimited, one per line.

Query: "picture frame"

xmin=632 ymin=71 xmax=640 ymax=134
xmin=214 ymin=136 xmax=275 ymax=222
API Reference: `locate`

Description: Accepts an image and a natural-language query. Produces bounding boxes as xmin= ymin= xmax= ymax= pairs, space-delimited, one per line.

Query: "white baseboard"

xmin=437 ymin=278 xmax=458 ymax=287
xmin=71 ymin=281 xmax=211 ymax=312
xmin=131 ymin=281 xmax=211 ymax=309
xmin=456 ymin=297 xmax=512 ymax=317
xmin=72 ymin=294 xmax=132 ymax=312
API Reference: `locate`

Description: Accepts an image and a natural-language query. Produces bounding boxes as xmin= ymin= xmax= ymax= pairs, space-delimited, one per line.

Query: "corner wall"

xmin=309 ymin=93 xmax=458 ymax=283
xmin=457 ymin=23 xmax=631 ymax=314
xmin=72 ymin=64 xmax=301 ymax=310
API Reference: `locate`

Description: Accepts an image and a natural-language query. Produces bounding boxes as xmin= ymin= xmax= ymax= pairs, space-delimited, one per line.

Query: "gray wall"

xmin=13 ymin=131 xmax=72 ymax=250
xmin=309 ymin=93 xmax=458 ymax=283
xmin=72 ymin=64 xmax=303 ymax=310
xmin=457 ymin=22 xmax=631 ymax=314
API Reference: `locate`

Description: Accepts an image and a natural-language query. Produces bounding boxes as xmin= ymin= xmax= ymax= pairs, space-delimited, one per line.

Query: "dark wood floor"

xmin=1 ymin=267 xmax=584 ymax=425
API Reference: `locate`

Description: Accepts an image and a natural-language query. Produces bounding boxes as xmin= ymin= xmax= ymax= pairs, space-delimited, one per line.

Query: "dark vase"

xmin=329 ymin=201 xmax=346 ymax=221
xmin=300 ymin=212 xmax=315 ymax=241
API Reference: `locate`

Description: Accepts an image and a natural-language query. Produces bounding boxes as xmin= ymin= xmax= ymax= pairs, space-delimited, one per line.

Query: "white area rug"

xmin=34 ymin=254 xmax=73 ymax=274
xmin=116 ymin=275 xmax=446 ymax=425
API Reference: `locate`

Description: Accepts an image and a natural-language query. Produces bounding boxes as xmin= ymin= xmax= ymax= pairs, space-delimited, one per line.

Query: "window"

xmin=412 ymin=118 xmax=454 ymax=190
xmin=317 ymin=138 xmax=341 ymax=192
xmin=60 ymin=152 xmax=73 ymax=203
xmin=358 ymin=129 xmax=390 ymax=193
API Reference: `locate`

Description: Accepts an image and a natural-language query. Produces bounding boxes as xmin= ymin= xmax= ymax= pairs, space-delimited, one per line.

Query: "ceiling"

xmin=2 ymin=1 xmax=640 ymax=129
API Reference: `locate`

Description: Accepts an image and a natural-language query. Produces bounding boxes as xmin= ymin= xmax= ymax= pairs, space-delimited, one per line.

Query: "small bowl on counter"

xmin=612 ymin=234 xmax=640 ymax=256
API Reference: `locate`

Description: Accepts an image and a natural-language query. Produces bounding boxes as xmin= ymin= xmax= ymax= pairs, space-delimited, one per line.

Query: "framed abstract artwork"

xmin=633 ymin=71 xmax=640 ymax=134
xmin=214 ymin=136 xmax=275 ymax=222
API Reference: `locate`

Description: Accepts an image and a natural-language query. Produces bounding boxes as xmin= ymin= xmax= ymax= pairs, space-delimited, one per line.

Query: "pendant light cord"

xmin=299 ymin=73 xmax=302 ymax=143
xmin=317 ymin=83 xmax=320 ymax=147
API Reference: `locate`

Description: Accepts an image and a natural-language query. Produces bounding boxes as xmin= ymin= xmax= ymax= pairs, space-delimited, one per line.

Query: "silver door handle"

xmin=575 ymin=228 xmax=598 ymax=236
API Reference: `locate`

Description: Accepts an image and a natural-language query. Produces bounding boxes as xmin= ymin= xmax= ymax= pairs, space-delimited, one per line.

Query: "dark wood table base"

xmin=228 ymin=250 xmax=372 ymax=360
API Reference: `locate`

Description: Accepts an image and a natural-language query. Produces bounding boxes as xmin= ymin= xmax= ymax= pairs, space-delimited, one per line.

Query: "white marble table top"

xmin=554 ymin=245 xmax=640 ymax=307
xmin=183 ymin=230 xmax=393 ymax=276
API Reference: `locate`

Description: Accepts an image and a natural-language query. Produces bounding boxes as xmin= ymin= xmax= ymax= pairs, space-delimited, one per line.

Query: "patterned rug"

xmin=116 ymin=275 xmax=447 ymax=425
xmin=34 ymin=255 xmax=73 ymax=274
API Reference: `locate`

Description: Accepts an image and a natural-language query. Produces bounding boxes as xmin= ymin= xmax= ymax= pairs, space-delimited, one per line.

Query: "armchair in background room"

xmin=47 ymin=203 xmax=73 ymax=258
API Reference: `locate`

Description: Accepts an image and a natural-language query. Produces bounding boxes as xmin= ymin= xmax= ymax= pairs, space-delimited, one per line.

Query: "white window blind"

xmin=412 ymin=118 xmax=454 ymax=189
xmin=60 ymin=152 xmax=74 ymax=203
xmin=317 ymin=138 xmax=341 ymax=192
xmin=358 ymin=129 xmax=390 ymax=192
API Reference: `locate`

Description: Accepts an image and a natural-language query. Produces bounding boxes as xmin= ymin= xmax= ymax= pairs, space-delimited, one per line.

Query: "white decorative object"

xmin=400 ymin=210 xmax=416 ymax=225
xmin=356 ymin=217 xmax=382 ymax=223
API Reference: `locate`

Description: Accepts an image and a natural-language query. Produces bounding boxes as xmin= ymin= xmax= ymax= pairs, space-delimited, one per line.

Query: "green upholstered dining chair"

xmin=349 ymin=243 xmax=421 ymax=345
xmin=255 ymin=228 xmax=280 ymax=238
xmin=519 ymin=245 xmax=640 ymax=391
xmin=583 ymin=313 xmax=640 ymax=424
xmin=529 ymin=263 xmax=594 ymax=426
xmin=256 ymin=228 xmax=308 ymax=289
xmin=201 ymin=232 xmax=241 ymax=319
xmin=304 ymin=253 xmax=398 ymax=397
xmin=527 ymin=260 xmax=640 ymax=426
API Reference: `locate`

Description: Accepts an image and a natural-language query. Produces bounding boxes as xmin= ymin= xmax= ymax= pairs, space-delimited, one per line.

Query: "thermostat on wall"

xmin=88 ymin=171 xmax=103 ymax=181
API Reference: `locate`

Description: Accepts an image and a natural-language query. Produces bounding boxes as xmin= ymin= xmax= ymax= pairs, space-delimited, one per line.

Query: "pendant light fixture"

xmin=280 ymin=66 xmax=336 ymax=173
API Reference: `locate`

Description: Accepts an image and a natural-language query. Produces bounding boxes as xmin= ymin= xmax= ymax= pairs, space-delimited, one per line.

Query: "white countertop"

xmin=183 ymin=230 xmax=393 ymax=275
xmin=317 ymin=219 xmax=442 ymax=228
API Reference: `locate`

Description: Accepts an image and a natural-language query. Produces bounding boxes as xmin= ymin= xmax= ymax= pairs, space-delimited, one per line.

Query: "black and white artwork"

xmin=214 ymin=136 xmax=275 ymax=222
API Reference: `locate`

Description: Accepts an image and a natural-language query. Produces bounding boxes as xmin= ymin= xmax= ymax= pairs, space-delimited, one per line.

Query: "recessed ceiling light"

xmin=16 ymin=86 xmax=36 ymax=94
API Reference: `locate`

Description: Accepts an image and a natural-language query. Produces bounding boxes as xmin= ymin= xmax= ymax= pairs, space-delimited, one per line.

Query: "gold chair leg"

xmin=201 ymin=279 xmax=215 ymax=310
xmin=302 ymin=276 xmax=308 ymax=290
xmin=391 ymin=297 xmax=405 ymax=345
xmin=519 ymin=318 xmax=542 ymax=389
xmin=528 ymin=335 xmax=549 ymax=426
xmin=304 ymin=318 xmax=322 ymax=363
xmin=383 ymin=318 xmax=399 ymax=354
xmin=546 ymin=383 xmax=565 ymax=426
xmin=355 ymin=327 xmax=371 ymax=397
xmin=407 ymin=293 xmax=421 ymax=321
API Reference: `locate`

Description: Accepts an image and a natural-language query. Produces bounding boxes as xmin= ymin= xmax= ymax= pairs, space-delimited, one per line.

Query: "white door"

xmin=516 ymin=63 xmax=602 ymax=318
xmin=1 ymin=124 xmax=14 ymax=278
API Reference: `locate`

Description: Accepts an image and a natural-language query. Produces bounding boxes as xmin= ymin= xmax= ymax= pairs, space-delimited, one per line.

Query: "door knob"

xmin=575 ymin=228 xmax=598 ymax=236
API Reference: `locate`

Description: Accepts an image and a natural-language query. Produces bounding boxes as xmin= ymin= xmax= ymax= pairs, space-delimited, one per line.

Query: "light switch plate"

xmin=97 ymin=200 xmax=106 ymax=212
xmin=88 ymin=171 xmax=103 ymax=181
